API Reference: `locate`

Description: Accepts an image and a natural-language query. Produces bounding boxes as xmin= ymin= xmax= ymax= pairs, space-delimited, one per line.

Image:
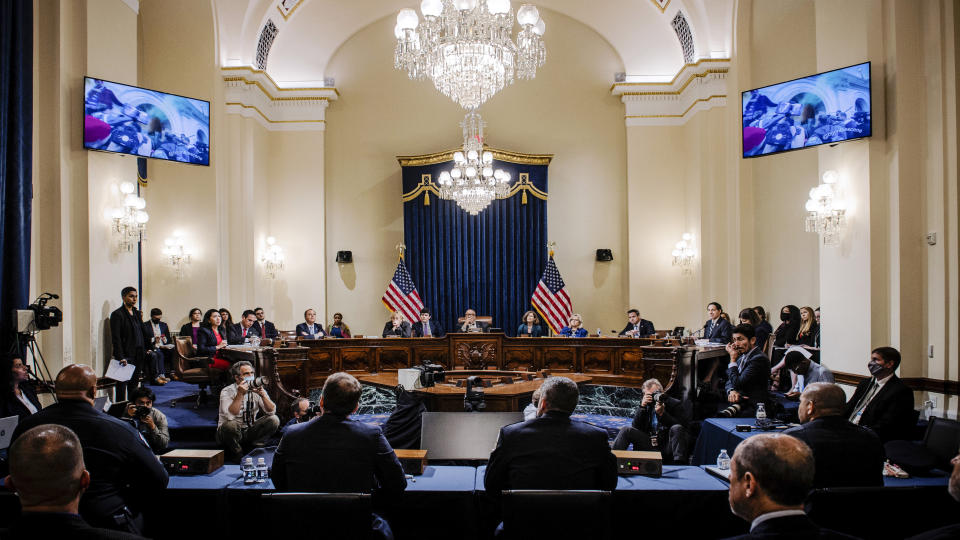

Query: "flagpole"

xmin=547 ymin=241 xmax=556 ymax=258
xmin=396 ymin=242 xmax=406 ymax=261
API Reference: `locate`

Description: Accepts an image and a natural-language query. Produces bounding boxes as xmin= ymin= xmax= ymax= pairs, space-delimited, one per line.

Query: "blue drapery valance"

xmin=400 ymin=149 xmax=551 ymax=336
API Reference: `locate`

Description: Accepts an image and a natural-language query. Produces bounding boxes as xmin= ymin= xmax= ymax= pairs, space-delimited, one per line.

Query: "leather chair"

xmin=259 ymin=492 xmax=373 ymax=537
xmin=923 ymin=416 xmax=960 ymax=469
xmin=456 ymin=315 xmax=493 ymax=332
xmin=170 ymin=336 xmax=219 ymax=408
xmin=501 ymin=490 xmax=612 ymax=539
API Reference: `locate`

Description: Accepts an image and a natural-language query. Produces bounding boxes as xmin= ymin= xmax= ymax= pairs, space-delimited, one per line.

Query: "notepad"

xmin=105 ymin=359 xmax=137 ymax=382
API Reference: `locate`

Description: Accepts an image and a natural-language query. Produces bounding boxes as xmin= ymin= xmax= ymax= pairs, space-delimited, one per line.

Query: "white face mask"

xmin=243 ymin=375 xmax=254 ymax=384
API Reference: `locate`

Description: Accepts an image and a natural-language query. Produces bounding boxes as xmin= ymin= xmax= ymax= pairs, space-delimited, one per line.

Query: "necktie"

xmin=849 ymin=381 xmax=880 ymax=424
xmin=261 ymin=324 xmax=266 ymax=339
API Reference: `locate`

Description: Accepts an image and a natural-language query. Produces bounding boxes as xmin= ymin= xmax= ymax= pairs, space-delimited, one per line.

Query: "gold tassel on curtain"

xmin=522 ymin=190 xmax=527 ymax=205
xmin=424 ymin=192 xmax=430 ymax=205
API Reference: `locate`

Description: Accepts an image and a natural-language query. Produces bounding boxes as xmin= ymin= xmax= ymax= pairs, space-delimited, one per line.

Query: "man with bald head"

xmin=722 ymin=434 xmax=857 ymax=539
xmin=3 ymin=424 xmax=143 ymax=538
xmin=783 ymin=382 xmax=883 ymax=488
xmin=11 ymin=364 xmax=168 ymax=535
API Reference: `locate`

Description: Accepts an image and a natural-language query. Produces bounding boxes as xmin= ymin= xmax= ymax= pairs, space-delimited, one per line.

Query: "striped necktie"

xmin=849 ymin=380 xmax=880 ymax=424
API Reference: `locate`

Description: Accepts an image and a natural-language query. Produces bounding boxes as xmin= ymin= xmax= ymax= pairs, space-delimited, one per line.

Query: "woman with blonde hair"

xmin=795 ymin=306 xmax=818 ymax=347
xmin=559 ymin=313 xmax=588 ymax=338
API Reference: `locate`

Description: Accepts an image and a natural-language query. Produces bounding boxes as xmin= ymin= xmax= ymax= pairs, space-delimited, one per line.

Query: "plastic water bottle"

xmin=755 ymin=403 xmax=768 ymax=428
xmin=717 ymin=449 xmax=730 ymax=470
xmin=255 ymin=457 xmax=268 ymax=483
xmin=242 ymin=457 xmax=256 ymax=485
xmin=596 ymin=328 xmax=602 ymax=337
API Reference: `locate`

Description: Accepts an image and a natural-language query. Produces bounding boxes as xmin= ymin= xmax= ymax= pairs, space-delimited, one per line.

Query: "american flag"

xmin=531 ymin=255 xmax=572 ymax=335
xmin=382 ymin=260 xmax=424 ymax=324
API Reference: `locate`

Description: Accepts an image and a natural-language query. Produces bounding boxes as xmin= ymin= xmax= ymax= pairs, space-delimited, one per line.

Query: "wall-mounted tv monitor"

xmin=83 ymin=77 xmax=210 ymax=166
xmin=742 ymin=62 xmax=871 ymax=158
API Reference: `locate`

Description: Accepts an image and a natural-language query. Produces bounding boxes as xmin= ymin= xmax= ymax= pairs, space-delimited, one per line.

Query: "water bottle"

xmin=596 ymin=328 xmax=602 ymax=337
xmin=255 ymin=457 xmax=268 ymax=483
xmin=717 ymin=449 xmax=730 ymax=470
xmin=242 ymin=457 xmax=256 ymax=485
xmin=755 ymin=402 xmax=768 ymax=428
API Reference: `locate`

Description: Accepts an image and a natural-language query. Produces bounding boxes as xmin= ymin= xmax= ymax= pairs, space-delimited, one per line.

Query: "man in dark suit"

xmin=3 ymin=424 xmax=144 ymax=539
xmin=484 ymin=376 xmax=617 ymax=499
xmin=272 ymin=372 xmax=405 ymax=539
xmin=252 ymin=307 xmax=278 ymax=340
xmin=141 ymin=308 xmax=172 ymax=386
xmin=109 ymin=286 xmax=145 ymax=401
xmin=11 ymin=364 xmax=168 ymax=535
xmin=719 ymin=324 xmax=771 ymax=418
xmin=460 ymin=308 xmax=490 ymax=333
xmin=412 ymin=308 xmax=445 ymax=337
xmin=842 ymin=347 xmax=915 ymax=442
xmin=227 ymin=309 xmax=258 ymax=345
xmin=704 ymin=301 xmax=733 ymax=343
xmin=619 ymin=308 xmax=656 ymax=337
xmin=612 ymin=378 xmax=691 ymax=463
xmin=722 ymin=434 xmax=857 ymax=539
xmin=783 ymin=382 xmax=883 ymax=488
xmin=295 ymin=308 xmax=326 ymax=338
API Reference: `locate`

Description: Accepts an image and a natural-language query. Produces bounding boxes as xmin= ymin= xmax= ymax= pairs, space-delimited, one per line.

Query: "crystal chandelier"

xmin=804 ymin=170 xmax=847 ymax=246
xmin=394 ymin=0 xmax=547 ymax=110
xmin=437 ymin=111 xmax=511 ymax=215
xmin=109 ymin=182 xmax=149 ymax=252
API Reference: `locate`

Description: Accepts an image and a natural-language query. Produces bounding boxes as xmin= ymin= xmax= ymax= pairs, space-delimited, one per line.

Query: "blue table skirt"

xmin=693 ymin=418 xmax=799 ymax=465
xmin=476 ymin=464 xmax=727 ymax=492
xmin=222 ymin=465 xmax=478 ymax=492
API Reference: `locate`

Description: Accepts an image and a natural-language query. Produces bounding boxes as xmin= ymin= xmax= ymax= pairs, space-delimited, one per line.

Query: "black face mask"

xmin=152 ymin=318 xmax=161 ymax=324
xmin=780 ymin=312 xmax=791 ymax=322
xmin=868 ymin=360 xmax=886 ymax=377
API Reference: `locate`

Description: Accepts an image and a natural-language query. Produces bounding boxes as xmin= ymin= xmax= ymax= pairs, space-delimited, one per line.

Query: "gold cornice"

xmin=221 ymin=66 xmax=340 ymax=96
xmin=401 ymin=173 xmax=547 ymax=204
xmin=621 ymin=69 xmax=728 ymax=97
xmin=625 ymin=94 xmax=726 ymax=119
xmin=609 ymin=58 xmax=731 ymax=92
xmin=225 ymin=102 xmax=326 ymax=124
xmin=650 ymin=0 xmax=671 ymax=14
xmin=508 ymin=172 xmax=548 ymax=201
xmin=223 ymin=77 xmax=331 ymax=102
xmin=397 ymin=146 xmax=553 ymax=167
xmin=276 ymin=0 xmax=303 ymax=21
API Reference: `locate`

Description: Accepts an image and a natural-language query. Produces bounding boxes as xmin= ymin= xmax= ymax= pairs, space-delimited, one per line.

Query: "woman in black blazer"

xmin=196 ymin=309 xmax=230 ymax=370
xmin=517 ymin=310 xmax=545 ymax=337
xmin=1 ymin=354 xmax=42 ymax=421
xmin=179 ymin=307 xmax=203 ymax=346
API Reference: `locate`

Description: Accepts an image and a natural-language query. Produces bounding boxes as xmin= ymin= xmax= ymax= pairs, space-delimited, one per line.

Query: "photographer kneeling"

xmin=612 ymin=378 xmax=691 ymax=464
xmin=122 ymin=387 xmax=169 ymax=453
xmin=216 ymin=361 xmax=280 ymax=462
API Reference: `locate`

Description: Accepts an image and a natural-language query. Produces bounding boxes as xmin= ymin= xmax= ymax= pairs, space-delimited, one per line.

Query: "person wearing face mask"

xmin=216 ymin=361 xmax=279 ymax=462
xmin=141 ymin=308 xmax=172 ymax=386
xmin=770 ymin=305 xmax=803 ymax=391
xmin=842 ymin=347 xmax=915 ymax=442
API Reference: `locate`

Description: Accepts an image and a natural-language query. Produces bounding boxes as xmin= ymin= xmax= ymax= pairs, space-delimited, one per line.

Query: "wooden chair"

xmin=170 ymin=336 xmax=219 ymax=408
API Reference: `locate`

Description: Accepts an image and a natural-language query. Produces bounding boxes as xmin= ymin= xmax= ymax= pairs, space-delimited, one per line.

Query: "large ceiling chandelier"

xmin=394 ymin=0 xmax=547 ymax=110
xmin=437 ymin=111 xmax=511 ymax=215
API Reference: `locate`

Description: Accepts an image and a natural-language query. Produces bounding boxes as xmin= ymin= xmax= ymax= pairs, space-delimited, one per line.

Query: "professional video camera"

xmin=414 ymin=363 xmax=446 ymax=388
xmin=463 ymin=376 xmax=486 ymax=412
xmin=14 ymin=292 xmax=63 ymax=333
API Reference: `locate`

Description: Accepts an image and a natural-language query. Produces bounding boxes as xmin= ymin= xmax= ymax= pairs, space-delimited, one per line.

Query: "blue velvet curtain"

xmin=402 ymin=157 xmax=548 ymax=336
xmin=0 ymin=0 xmax=33 ymax=355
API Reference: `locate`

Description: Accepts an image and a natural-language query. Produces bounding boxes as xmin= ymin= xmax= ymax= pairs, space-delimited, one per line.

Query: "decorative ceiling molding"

xmin=612 ymin=58 xmax=729 ymax=126
xmin=650 ymin=0 xmax=671 ymax=14
xmin=222 ymin=66 xmax=338 ymax=131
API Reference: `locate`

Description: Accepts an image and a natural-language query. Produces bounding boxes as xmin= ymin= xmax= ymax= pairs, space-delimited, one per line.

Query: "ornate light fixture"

xmin=436 ymin=111 xmax=511 ymax=215
xmin=672 ymin=233 xmax=696 ymax=274
xmin=109 ymin=182 xmax=148 ymax=252
xmin=804 ymin=170 xmax=847 ymax=246
xmin=162 ymin=234 xmax=191 ymax=279
xmin=394 ymin=0 xmax=547 ymax=111
xmin=261 ymin=236 xmax=284 ymax=279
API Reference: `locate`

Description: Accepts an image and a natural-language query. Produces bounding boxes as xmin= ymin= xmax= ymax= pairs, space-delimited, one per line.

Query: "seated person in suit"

xmin=141 ymin=308 xmax=172 ymax=386
xmin=272 ymin=372 xmax=406 ymax=539
xmin=178 ymin=307 xmax=203 ymax=347
xmin=522 ymin=388 xmax=541 ymax=421
xmin=484 ymin=376 xmax=617 ymax=499
xmin=460 ymin=309 xmax=489 ymax=333
xmin=216 ymin=361 xmax=280 ymax=462
xmin=704 ymin=301 xmax=733 ymax=343
xmin=739 ymin=308 xmax=769 ymax=352
xmin=906 ymin=450 xmax=960 ymax=539
xmin=196 ymin=309 xmax=231 ymax=371
xmin=842 ymin=346 xmax=915 ymax=442
xmin=612 ymin=378 xmax=691 ymax=463
xmin=517 ymin=310 xmax=545 ymax=337
xmin=329 ymin=312 xmax=351 ymax=338
xmin=1 ymin=354 xmax=42 ymax=421
xmin=252 ymin=307 xmax=279 ymax=340
xmin=227 ymin=309 xmax=258 ymax=345
xmin=412 ymin=308 xmax=444 ymax=337
xmin=783 ymin=348 xmax=834 ymax=400
xmin=296 ymin=309 xmax=326 ymax=339
xmin=619 ymin=308 xmax=655 ymax=337
xmin=783 ymin=382 xmax=883 ymax=488
xmin=719 ymin=324 xmax=771 ymax=418
xmin=121 ymin=386 xmax=170 ymax=454
xmin=3 ymin=424 xmax=144 ymax=539
xmin=559 ymin=313 xmax=588 ymax=337
xmin=382 ymin=312 xmax=412 ymax=338
xmin=722 ymin=434 xmax=856 ymax=540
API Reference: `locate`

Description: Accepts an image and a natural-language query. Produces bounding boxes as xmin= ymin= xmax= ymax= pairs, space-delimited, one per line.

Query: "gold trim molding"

xmin=401 ymin=172 xmax=548 ymax=205
xmin=650 ymin=0 xmax=671 ymax=14
xmin=610 ymin=58 xmax=730 ymax=92
xmin=397 ymin=146 xmax=553 ymax=167
xmin=225 ymin=102 xmax=326 ymax=124
xmin=222 ymin=66 xmax=340 ymax=96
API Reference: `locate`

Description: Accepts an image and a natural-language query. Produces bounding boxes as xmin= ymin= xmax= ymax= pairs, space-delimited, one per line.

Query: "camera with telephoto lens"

xmin=248 ymin=376 xmax=269 ymax=390
xmin=305 ymin=401 xmax=323 ymax=418
xmin=652 ymin=391 xmax=666 ymax=404
xmin=415 ymin=363 xmax=446 ymax=388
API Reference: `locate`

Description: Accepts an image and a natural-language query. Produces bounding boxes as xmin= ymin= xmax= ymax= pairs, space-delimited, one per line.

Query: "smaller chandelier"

xmin=437 ymin=111 xmax=511 ymax=215
xmin=804 ymin=170 xmax=847 ymax=246
xmin=109 ymin=182 xmax=148 ymax=252
xmin=261 ymin=236 xmax=285 ymax=279
xmin=162 ymin=235 xmax=191 ymax=279
xmin=672 ymin=233 xmax=696 ymax=274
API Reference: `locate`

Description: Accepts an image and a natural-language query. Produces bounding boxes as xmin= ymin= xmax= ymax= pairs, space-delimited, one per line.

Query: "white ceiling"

xmin=213 ymin=0 xmax=733 ymax=86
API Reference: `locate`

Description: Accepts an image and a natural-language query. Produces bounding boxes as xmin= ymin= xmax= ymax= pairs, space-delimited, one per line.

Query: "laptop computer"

xmin=0 ymin=415 xmax=19 ymax=450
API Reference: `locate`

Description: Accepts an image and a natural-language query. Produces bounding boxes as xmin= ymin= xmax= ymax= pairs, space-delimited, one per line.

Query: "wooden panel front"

xmin=413 ymin=346 xmax=449 ymax=368
xmin=502 ymin=346 xmax=536 ymax=371
xmin=541 ymin=347 xmax=575 ymax=372
xmin=581 ymin=348 xmax=614 ymax=374
xmin=377 ymin=347 xmax=412 ymax=372
xmin=619 ymin=349 xmax=645 ymax=375
xmin=341 ymin=348 xmax=372 ymax=372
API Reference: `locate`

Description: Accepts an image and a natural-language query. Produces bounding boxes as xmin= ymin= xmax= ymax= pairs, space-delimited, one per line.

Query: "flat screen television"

xmin=742 ymin=62 xmax=871 ymax=158
xmin=83 ymin=77 xmax=210 ymax=166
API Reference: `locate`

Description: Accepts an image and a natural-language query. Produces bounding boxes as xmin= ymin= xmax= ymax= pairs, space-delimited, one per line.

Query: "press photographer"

xmin=121 ymin=387 xmax=169 ymax=453
xmin=216 ymin=361 xmax=279 ymax=462
xmin=612 ymin=378 xmax=691 ymax=464
xmin=280 ymin=397 xmax=321 ymax=435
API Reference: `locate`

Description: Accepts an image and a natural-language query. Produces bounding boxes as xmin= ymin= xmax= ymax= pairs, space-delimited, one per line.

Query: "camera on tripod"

xmin=415 ymin=363 xmax=446 ymax=388
xmin=14 ymin=292 xmax=63 ymax=333
xmin=463 ymin=376 xmax=486 ymax=412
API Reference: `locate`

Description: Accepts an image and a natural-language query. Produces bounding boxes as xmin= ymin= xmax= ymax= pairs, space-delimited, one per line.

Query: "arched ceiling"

xmin=214 ymin=0 xmax=733 ymax=86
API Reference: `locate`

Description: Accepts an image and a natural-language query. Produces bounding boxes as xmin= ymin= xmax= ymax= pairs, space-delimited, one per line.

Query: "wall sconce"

xmin=162 ymin=235 xmax=191 ymax=279
xmin=109 ymin=182 xmax=148 ymax=252
xmin=261 ymin=236 xmax=284 ymax=279
xmin=804 ymin=169 xmax=847 ymax=246
xmin=672 ymin=233 xmax=696 ymax=274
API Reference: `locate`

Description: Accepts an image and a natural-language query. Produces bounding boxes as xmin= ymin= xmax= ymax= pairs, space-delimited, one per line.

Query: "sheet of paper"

xmin=106 ymin=359 xmax=137 ymax=382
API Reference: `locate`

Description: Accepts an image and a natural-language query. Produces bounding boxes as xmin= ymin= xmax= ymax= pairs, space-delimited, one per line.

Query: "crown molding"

xmin=613 ymin=59 xmax=730 ymax=126
xmin=222 ymin=66 xmax=338 ymax=131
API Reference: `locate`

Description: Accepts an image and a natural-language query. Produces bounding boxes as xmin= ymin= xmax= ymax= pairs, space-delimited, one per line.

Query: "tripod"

xmin=18 ymin=332 xmax=57 ymax=401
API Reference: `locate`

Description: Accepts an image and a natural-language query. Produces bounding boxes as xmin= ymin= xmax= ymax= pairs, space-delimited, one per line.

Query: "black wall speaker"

xmin=335 ymin=251 xmax=353 ymax=263
xmin=596 ymin=249 xmax=613 ymax=262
